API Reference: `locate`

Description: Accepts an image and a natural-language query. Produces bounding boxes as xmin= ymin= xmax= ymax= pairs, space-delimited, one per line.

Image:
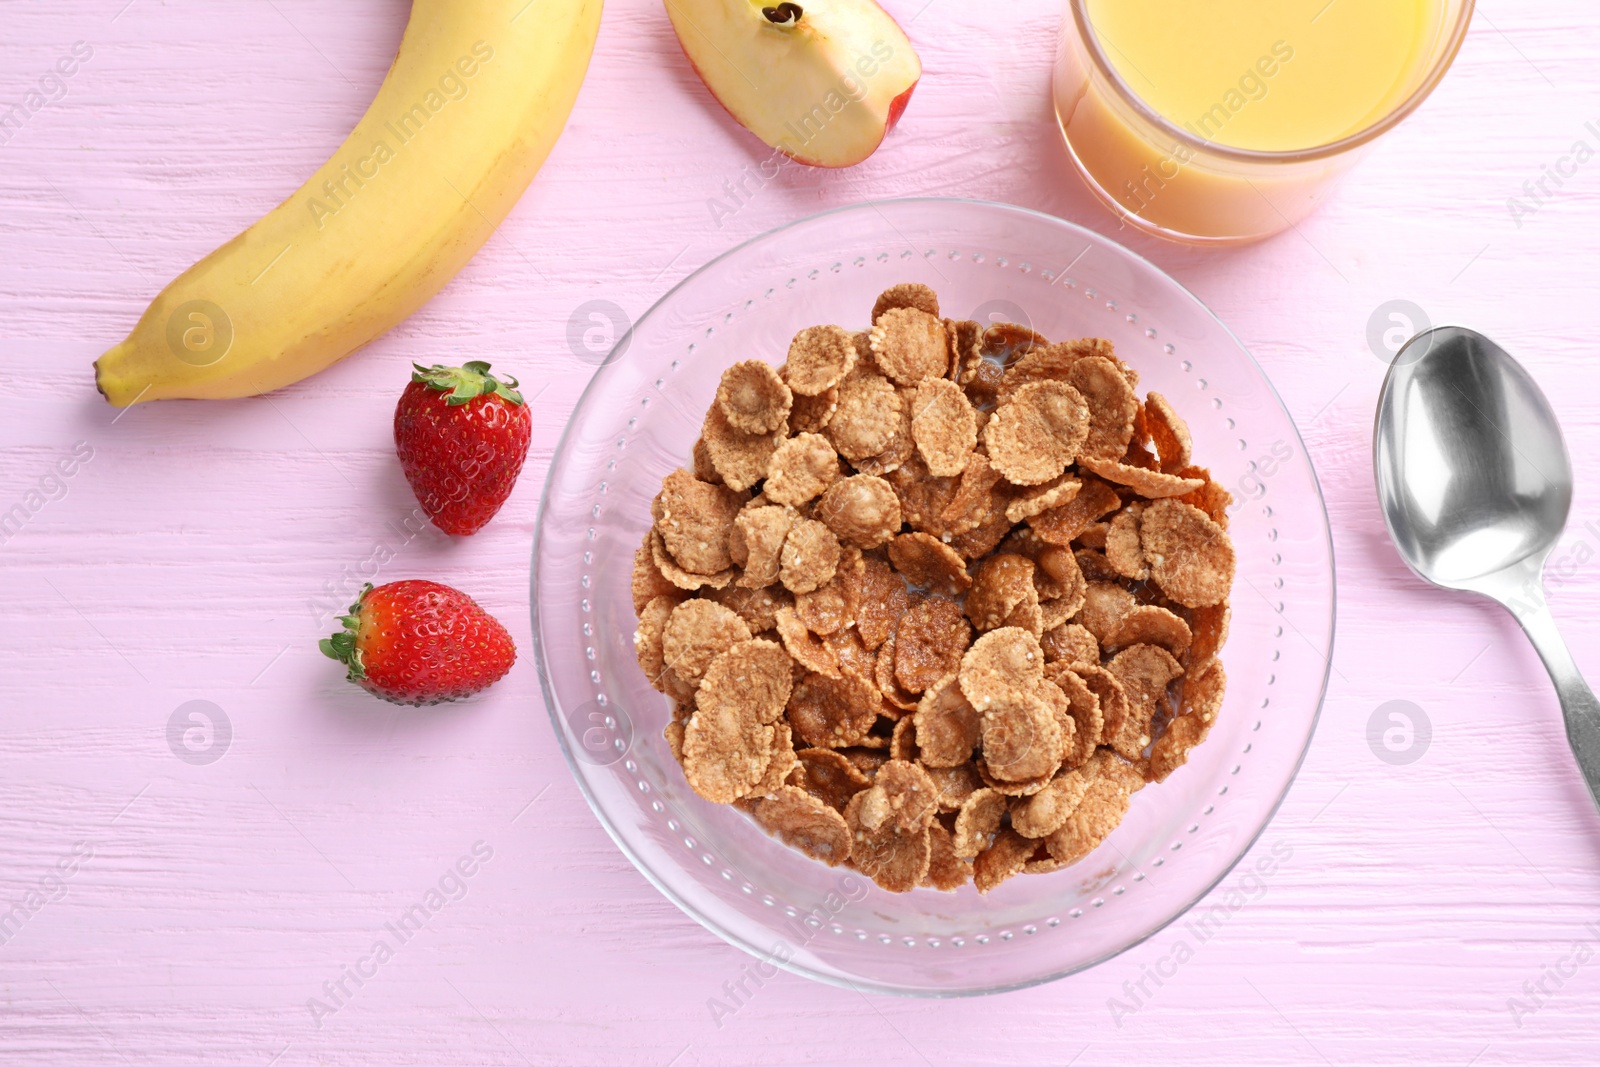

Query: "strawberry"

xmin=395 ymin=361 xmax=532 ymax=535
xmin=320 ymin=581 xmax=516 ymax=705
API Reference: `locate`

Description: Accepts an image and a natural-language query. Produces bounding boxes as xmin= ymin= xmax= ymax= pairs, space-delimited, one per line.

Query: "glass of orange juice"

xmin=1054 ymin=0 xmax=1474 ymax=244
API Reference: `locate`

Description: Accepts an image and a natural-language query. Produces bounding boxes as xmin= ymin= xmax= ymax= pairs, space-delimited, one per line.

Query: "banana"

xmin=94 ymin=0 xmax=602 ymax=406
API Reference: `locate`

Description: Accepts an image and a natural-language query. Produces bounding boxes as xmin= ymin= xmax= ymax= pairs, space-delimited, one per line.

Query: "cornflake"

xmin=855 ymin=555 xmax=909 ymax=650
xmin=980 ymin=692 xmax=1062 ymax=782
xmin=789 ymin=386 xmax=839 ymax=434
xmin=787 ymin=671 xmax=879 ymax=748
xmin=1076 ymin=521 xmax=1109 ymax=550
xmin=946 ymin=319 xmax=984 ymax=385
xmin=887 ymin=532 xmax=973 ymax=596
xmin=815 ymin=475 xmax=902 ymax=549
xmin=874 ymin=631 xmax=922 ymax=711
xmin=909 ymin=378 xmax=978 ymax=477
xmin=683 ymin=696 xmax=772 ymax=804
xmin=1104 ymin=504 xmax=1148 ymax=581
xmin=692 ymin=436 xmax=721 ymax=485
xmin=840 ymin=748 xmax=888 ymax=778
xmin=794 ymin=747 xmax=871 ymax=812
xmin=826 ymin=627 xmax=877 ymax=687
xmin=923 ymin=824 xmax=972 ymax=891
xmin=1027 ymin=476 xmax=1122 ymax=545
xmin=847 ymin=802 xmax=931 ymax=892
xmin=731 ymin=505 xmax=793 ymax=589
xmin=997 ymin=338 xmax=1107 ymax=401
xmin=1029 ymin=540 xmax=1087 ymax=606
xmin=1188 ymin=603 xmax=1231 ymax=670
xmin=632 ymin=534 xmax=679 ymax=613
xmin=752 ymin=785 xmax=852 ymax=865
xmin=716 ymin=360 xmax=793 ymax=436
xmin=1006 ymin=475 xmax=1082 ymax=525
xmin=1051 ymin=666 xmax=1102 ymax=767
xmin=886 ymin=454 xmax=960 ymax=535
xmin=750 ymin=721 xmax=799 ymax=798
xmin=702 ymin=405 xmax=781 ymax=492
xmin=1075 ymin=665 xmax=1130 ymax=760
xmin=1067 ymin=356 xmax=1139 ymax=461
xmin=1104 ymin=643 xmax=1183 ymax=760
xmin=965 ymin=358 xmax=1005 ymax=407
xmin=652 ymin=468 xmax=745 ymax=575
xmin=1140 ymin=499 xmax=1236 ymax=607
xmin=632 ymin=282 xmax=1234 ymax=892
xmin=794 ymin=545 xmax=864 ymax=636
xmin=983 ymin=322 xmax=1049 ymax=358
xmin=893 ymin=596 xmax=972 ymax=694
xmin=1045 ymin=763 xmax=1135 ymax=866
xmin=870 ymin=307 xmax=948 ymax=385
xmin=1077 ymin=454 xmax=1204 ymax=499
xmin=1041 ymin=622 xmax=1099 ymax=668
xmin=705 ymin=583 xmax=791 ymax=634
xmin=965 ymin=554 xmax=1037 ymax=632
xmin=914 ymin=675 xmax=982 ymax=767
xmin=651 ymin=530 xmax=733 ymax=591
xmin=1074 ymin=582 xmax=1137 ymax=644
xmin=634 ymin=594 xmax=682 ymax=692
xmin=1076 ymin=547 xmax=1122 ymax=584
xmin=958 ymin=626 xmax=1045 ymax=713
xmin=975 ymin=759 xmax=1054 ymax=796
xmin=1037 ymin=595 xmax=1076 ymax=633
xmin=985 ymin=380 xmax=1090 ymax=486
xmin=785 ymin=325 xmax=857 ymax=396
xmin=1143 ymin=392 xmax=1193 ymax=472
xmin=1175 ymin=465 xmax=1233 ymax=527
xmin=697 ymin=639 xmax=793 ymax=726
xmin=890 ymin=715 xmax=919 ymax=762
xmin=779 ymin=518 xmax=842 ymax=595
xmin=827 ymin=371 xmax=901 ymax=460
xmin=1106 ymin=604 xmax=1192 ymax=657
xmin=1148 ymin=711 xmax=1211 ymax=784
xmin=872 ymin=282 xmax=940 ymax=323
xmin=953 ymin=787 xmax=1007 ymax=859
xmin=765 ymin=432 xmax=840 ymax=507
xmin=940 ymin=453 xmax=1009 ymax=538
xmin=661 ymin=599 xmax=752 ymax=687
xmin=869 ymin=759 xmax=939 ymax=834
xmin=926 ymin=762 xmax=982 ymax=811
xmin=774 ymin=605 xmax=842 ymax=679
xmin=1010 ymin=771 xmax=1091 ymax=838
xmin=973 ymin=828 xmax=1035 ymax=893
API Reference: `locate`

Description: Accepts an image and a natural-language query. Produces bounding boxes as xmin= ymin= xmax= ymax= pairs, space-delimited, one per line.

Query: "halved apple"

xmin=664 ymin=0 xmax=921 ymax=167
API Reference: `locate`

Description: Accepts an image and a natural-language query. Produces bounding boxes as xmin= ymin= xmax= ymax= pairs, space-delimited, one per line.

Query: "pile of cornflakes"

xmin=632 ymin=283 xmax=1235 ymax=894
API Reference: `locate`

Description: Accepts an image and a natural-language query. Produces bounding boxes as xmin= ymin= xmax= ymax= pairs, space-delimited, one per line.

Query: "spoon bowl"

xmin=1376 ymin=326 xmax=1572 ymax=587
xmin=1375 ymin=326 xmax=1600 ymax=812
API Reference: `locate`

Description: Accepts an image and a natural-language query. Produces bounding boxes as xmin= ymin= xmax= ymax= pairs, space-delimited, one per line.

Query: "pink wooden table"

xmin=5 ymin=1 xmax=1600 ymax=1062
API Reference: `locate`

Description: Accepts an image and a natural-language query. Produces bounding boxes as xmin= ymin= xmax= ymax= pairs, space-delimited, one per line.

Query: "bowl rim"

xmin=531 ymin=196 xmax=1337 ymax=997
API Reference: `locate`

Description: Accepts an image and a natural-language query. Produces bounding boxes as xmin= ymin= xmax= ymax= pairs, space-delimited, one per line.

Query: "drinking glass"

xmin=1053 ymin=0 xmax=1475 ymax=244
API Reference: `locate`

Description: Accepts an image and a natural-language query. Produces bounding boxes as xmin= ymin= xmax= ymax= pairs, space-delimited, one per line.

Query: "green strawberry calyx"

xmin=318 ymin=583 xmax=374 ymax=682
xmin=411 ymin=360 xmax=525 ymax=407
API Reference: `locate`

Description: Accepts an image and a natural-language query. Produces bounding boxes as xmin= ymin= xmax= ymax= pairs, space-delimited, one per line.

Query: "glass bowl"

xmin=532 ymin=198 xmax=1334 ymax=996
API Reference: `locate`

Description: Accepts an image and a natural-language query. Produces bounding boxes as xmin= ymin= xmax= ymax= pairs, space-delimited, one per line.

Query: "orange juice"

xmin=1053 ymin=0 xmax=1472 ymax=242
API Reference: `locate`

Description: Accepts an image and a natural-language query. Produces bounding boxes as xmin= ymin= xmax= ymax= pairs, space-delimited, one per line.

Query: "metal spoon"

xmin=1374 ymin=326 xmax=1600 ymax=811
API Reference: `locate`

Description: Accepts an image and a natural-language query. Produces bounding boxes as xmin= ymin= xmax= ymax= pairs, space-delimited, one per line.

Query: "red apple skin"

xmin=885 ymin=80 xmax=918 ymax=136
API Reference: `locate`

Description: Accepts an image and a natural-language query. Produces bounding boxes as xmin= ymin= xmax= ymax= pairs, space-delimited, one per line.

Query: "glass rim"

xmin=1067 ymin=0 xmax=1476 ymax=164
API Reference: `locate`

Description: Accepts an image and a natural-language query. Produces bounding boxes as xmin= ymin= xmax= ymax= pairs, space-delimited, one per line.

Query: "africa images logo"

xmin=304 ymin=42 xmax=496 ymax=230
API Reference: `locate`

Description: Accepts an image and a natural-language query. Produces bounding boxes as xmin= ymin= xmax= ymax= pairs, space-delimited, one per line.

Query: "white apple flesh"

xmin=664 ymin=0 xmax=921 ymax=167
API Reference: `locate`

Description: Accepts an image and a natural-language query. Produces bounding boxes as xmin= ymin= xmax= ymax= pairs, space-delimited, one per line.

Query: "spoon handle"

xmin=1516 ymin=601 xmax=1600 ymax=812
